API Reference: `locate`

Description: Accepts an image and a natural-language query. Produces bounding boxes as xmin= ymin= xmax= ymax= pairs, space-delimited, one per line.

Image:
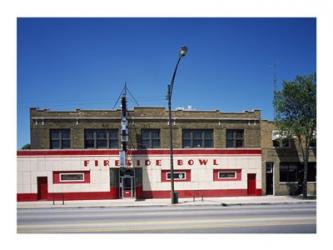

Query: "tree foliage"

xmin=21 ymin=144 xmax=31 ymax=150
xmin=273 ymin=73 xmax=316 ymax=198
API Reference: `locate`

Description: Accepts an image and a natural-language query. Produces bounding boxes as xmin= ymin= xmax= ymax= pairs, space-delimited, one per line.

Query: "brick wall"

xmin=30 ymin=107 xmax=261 ymax=149
xmin=261 ymin=120 xmax=316 ymax=195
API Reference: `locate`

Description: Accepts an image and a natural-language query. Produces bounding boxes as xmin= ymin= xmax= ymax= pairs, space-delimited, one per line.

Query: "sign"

xmin=119 ymin=151 xmax=126 ymax=168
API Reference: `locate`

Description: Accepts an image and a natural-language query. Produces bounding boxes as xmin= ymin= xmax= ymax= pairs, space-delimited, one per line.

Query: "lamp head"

xmin=179 ymin=46 xmax=188 ymax=57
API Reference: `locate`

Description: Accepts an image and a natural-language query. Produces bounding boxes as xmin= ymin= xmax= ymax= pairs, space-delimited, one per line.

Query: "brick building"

xmin=16 ymin=107 xmax=316 ymax=201
xmin=261 ymin=120 xmax=316 ymax=196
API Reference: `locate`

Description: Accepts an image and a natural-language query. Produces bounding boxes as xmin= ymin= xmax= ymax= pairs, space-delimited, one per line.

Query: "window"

xmin=273 ymin=138 xmax=290 ymax=148
xmin=161 ymin=170 xmax=191 ymax=182
xmin=53 ymin=171 xmax=90 ymax=184
xmin=141 ymin=129 xmax=160 ymax=148
xmin=307 ymin=163 xmax=317 ymax=182
xmin=60 ymin=173 xmax=84 ymax=182
xmin=297 ymin=163 xmax=316 ymax=182
xmin=266 ymin=162 xmax=274 ymax=173
xmin=167 ymin=172 xmax=186 ymax=180
xmin=84 ymin=129 xmax=119 ymax=149
xmin=280 ymin=163 xmax=298 ymax=182
xmin=50 ymin=129 xmax=71 ymax=149
xmin=226 ymin=129 xmax=244 ymax=148
xmin=182 ymin=129 xmax=213 ymax=148
xmin=219 ymin=172 xmax=236 ymax=179
xmin=213 ymin=169 xmax=241 ymax=181
xmin=280 ymin=163 xmax=316 ymax=182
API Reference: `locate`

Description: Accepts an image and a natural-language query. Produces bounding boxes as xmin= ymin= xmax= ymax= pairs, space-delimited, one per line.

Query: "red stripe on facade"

xmin=17 ymin=189 xmax=262 ymax=201
xmin=16 ymin=149 xmax=120 ymax=156
xmin=143 ymin=189 xmax=262 ymax=198
xmin=135 ymin=185 xmax=143 ymax=200
xmin=110 ymin=186 xmax=119 ymax=199
xmin=17 ymin=148 xmax=261 ymax=157
xmin=17 ymin=193 xmax=38 ymax=201
xmin=143 ymin=189 xmax=245 ymax=198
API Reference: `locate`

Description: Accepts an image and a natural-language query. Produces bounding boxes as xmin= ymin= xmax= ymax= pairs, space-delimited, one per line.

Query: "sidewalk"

xmin=17 ymin=195 xmax=316 ymax=209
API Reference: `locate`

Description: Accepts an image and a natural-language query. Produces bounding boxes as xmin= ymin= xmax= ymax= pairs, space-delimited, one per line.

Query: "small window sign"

xmin=60 ymin=173 xmax=84 ymax=182
xmin=218 ymin=171 xmax=236 ymax=179
xmin=167 ymin=172 xmax=186 ymax=180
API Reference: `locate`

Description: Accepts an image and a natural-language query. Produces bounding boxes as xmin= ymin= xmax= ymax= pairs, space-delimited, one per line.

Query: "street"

xmin=17 ymin=203 xmax=316 ymax=233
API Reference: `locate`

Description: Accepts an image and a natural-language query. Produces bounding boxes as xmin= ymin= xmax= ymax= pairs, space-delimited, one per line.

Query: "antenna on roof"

xmin=273 ymin=63 xmax=278 ymax=94
xmin=112 ymin=82 xmax=139 ymax=109
xmin=270 ymin=62 xmax=279 ymax=120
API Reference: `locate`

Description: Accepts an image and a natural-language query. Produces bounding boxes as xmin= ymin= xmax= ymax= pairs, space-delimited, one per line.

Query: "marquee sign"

xmin=83 ymin=158 xmax=224 ymax=168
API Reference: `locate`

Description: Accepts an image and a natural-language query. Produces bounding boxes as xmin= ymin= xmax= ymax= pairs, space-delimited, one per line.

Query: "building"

xmin=261 ymin=120 xmax=316 ymax=196
xmin=16 ymin=107 xmax=316 ymax=202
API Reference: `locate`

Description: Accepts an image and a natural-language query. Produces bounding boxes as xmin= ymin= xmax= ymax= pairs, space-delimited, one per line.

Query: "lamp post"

xmin=167 ymin=46 xmax=188 ymax=204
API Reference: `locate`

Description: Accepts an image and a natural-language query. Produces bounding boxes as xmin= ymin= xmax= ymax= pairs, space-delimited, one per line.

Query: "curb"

xmin=17 ymin=200 xmax=316 ymax=209
xmin=220 ymin=201 xmax=316 ymax=207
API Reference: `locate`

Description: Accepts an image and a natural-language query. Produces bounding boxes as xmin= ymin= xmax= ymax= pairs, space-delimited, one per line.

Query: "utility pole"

xmin=120 ymin=84 xmax=128 ymax=169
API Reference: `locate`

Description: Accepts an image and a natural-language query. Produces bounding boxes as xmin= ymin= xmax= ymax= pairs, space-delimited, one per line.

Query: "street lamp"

xmin=167 ymin=46 xmax=188 ymax=204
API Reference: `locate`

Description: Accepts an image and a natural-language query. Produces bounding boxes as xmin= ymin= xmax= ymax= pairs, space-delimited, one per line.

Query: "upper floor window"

xmin=141 ymin=129 xmax=160 ymax=148
xmin=226 ymin=129 xmax=244 ymax=148
xmin=272 ymin=130 xmax=290 ymax=148
xmin=50 ymin=129 xmax=71 ymax=149
xmin=273 ymin=138 xmax=290 ymax=148
xmin=182 ymin=129 xmax=213 ymax=148
xmin=84 ymin=129 xmax=119 ymax=149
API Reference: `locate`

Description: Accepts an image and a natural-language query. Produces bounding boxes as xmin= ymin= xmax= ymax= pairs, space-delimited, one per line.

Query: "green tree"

xmin=274 ymin=73 xmax=316 ymax=198
xmin=21 ymin=144 xmax=31 ymax=150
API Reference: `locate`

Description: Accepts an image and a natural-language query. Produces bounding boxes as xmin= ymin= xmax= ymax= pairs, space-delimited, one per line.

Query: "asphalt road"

xmin=17 ymin=203 xmax=316 ymax=233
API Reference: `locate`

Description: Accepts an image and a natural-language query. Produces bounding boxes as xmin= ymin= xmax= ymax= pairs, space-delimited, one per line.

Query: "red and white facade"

xmin=17 ymin=148 xmax=262 ymax=201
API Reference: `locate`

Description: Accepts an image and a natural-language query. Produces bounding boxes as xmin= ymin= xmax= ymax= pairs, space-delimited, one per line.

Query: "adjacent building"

xmin=261 ymin=120 xmax=316 ymax=196
xmin=16 ymin=107 xmax=316 ymax=201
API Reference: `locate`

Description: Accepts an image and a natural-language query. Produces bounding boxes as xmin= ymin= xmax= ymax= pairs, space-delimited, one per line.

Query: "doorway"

xmin=266 ymin=162 xmax=274 ymax=195
xmin=37 ymin=177 xmax=48 ymax=200
xmin=247 ymin=174 xmax=256 ymax=196
xmin=119 ymin=168 xmax=134 ymax=198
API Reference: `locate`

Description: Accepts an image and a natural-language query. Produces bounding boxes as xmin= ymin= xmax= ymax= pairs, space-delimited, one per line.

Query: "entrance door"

xmin=119 ymin=168 xmax=135 ymax=198
xmin=37 ymin=177 xmax=48 ymax=200
xmin=266 ymin=173 xmax=273 ymax=195
xmin=266 ymin=162 xmax=274 ymax=195
xmin=121 ymin=176 xmax=134 ymax=198
xmin=247 ymin=174 xmax=256 ymax=196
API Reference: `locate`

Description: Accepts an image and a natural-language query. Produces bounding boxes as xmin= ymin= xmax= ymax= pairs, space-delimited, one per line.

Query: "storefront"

xmin=17 ymin=148 xmax=262 ymax=201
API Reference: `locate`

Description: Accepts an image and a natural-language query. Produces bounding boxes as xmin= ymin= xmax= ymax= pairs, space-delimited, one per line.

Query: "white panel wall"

xmin=141 ymin=154 xmax=262 ymax=191
xmin=17 ymin=155 xmax=113 ymax=194
xmin=17 ymin=153 xmax=262 ymax=194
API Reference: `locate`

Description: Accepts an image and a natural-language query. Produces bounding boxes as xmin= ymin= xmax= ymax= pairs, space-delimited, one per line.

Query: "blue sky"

xmin=17 ymin=18 xmax=316 ymax=148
